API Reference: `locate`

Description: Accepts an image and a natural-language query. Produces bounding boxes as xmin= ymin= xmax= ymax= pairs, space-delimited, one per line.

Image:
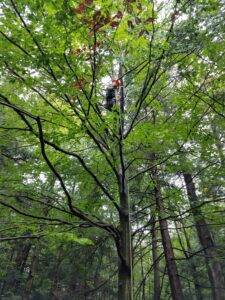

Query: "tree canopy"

xmin=0 ymin=0 xmax=225 ymax=299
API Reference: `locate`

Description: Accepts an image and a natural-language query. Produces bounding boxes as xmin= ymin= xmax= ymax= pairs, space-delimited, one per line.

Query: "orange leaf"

xmin=74 ymin=3 xmax=86 ymax=14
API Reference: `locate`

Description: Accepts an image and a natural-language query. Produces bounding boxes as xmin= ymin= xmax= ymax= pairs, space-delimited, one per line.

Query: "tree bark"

xmin=117 ymin=63 xmax=133 ymax=300
xmin=151 ymin=155 xmax=184 ymax=300
xmin=50 ymin=245 xmax=63 ymax=299
xmin=24 ymin=243 xmax=41 ymax=299
xmin=117 ymin=178 xmax=133 ymax=300
xmin=140 ymin=244 xmax=146 ymax=300
xmin=12 ymin=241 xmax=31 ymax=292
xmin=175 ymin=220 xmax=204 ymax=300
xmin=183 ymin=173 xmax=225 ymax=300
xmin=151 ymin=216 xmax=161 ymax=300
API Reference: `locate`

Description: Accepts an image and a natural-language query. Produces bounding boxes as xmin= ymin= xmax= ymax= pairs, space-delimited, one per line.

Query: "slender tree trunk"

xmin=24 ymin=243 xmax=41 ymax=299
xmin=117 ymin=63 xmax=133 ymax=300
xmin=139 ymin=244 xmax=146 ymax=300
xmin=50 ymin=245 xmax=63 ymax=299
xmin=25 ymin=258 xmax=36 ymax=298
xmin=150 ymin=154 xmax=183 ymax=300
xmin=175 ymin=220 xmax=204 ymax=300
xmin=13 ymin=241 xmax=31 ymax=292
xmin=118 ymin=185 xmax=133 ymax=300
xmin=151 ymin=216 xmax=161 ymax=300
xmin=182 ymin=221 xmax=204 ymax=300
xmin=15 ymin=242 xmax=32 ymax=274
xmin=183 ymin=173 xmax=225 ymax=300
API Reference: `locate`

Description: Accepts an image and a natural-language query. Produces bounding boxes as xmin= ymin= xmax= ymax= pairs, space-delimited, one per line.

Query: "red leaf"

xmin=73 ymin=78 xmax=86 ymax=90
xmin=115 ymin=11 xmax=123 ymax=19
xmin=85 ymin=0 xmax=93 ymax=4
xmin=74 ymin=3 xmax=86 ymax=14
xmin=110 ymin=21 xmax=119 ymax=28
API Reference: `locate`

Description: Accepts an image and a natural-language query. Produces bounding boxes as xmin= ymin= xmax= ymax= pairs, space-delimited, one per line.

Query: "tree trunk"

xmin=151 ymin=216 xmax=161 ymax=300
xmin=13 ymin=241 xmax=31 ymax=292
xmin=117 ymin=63 xmax=133 ymax=300
xmin=117 ymin=185 xmax=133 ymax=300
xmin=175 ymin=220 xmax=204 ymax=300
xmin=151 ymin=155 xmax=183 ymax=300
xmin=24 ymin=243 xmax=41 ymax=299
xmin=183 ymin=173 xmax=225 ymax=300
xmin=140 ymin=245 xmax=146 ymax=300
xmin=50 ymin=245 xmax=63 ymax=299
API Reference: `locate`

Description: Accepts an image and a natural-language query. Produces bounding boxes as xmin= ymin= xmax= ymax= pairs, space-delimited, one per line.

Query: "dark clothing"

xmin=105 ymin=87 xmax=116 ymax=110
xmin=106 ymin=87 xmax=116 ymax=100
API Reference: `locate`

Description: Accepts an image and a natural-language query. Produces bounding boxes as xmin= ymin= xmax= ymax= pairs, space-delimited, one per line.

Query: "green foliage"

xmin=0 ymin=0 xmax=225 ymax=299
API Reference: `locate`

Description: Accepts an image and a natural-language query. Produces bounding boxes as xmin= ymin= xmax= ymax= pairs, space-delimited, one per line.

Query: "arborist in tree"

xmin=105 ymin=79 xmax=121 ymax=111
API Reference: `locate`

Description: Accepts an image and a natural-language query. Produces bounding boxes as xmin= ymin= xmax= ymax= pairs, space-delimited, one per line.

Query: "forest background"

xmin=0 ymin=0 xmax=225 ymax=299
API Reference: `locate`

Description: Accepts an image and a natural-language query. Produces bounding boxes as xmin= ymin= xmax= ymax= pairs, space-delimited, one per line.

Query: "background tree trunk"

xmin=183 ymin=173 xmax=225 ymax=300
xmin=175 ymin=220 xmax=204 ymax=300
xmin=151 ymin=154 xmax=183 ymax=300
xmin=151 ymin=216 xmax=161 ymax=300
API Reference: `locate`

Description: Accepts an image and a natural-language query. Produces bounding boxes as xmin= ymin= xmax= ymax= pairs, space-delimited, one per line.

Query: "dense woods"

xmin=0 ymin=0 xmax=225 ymax=299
